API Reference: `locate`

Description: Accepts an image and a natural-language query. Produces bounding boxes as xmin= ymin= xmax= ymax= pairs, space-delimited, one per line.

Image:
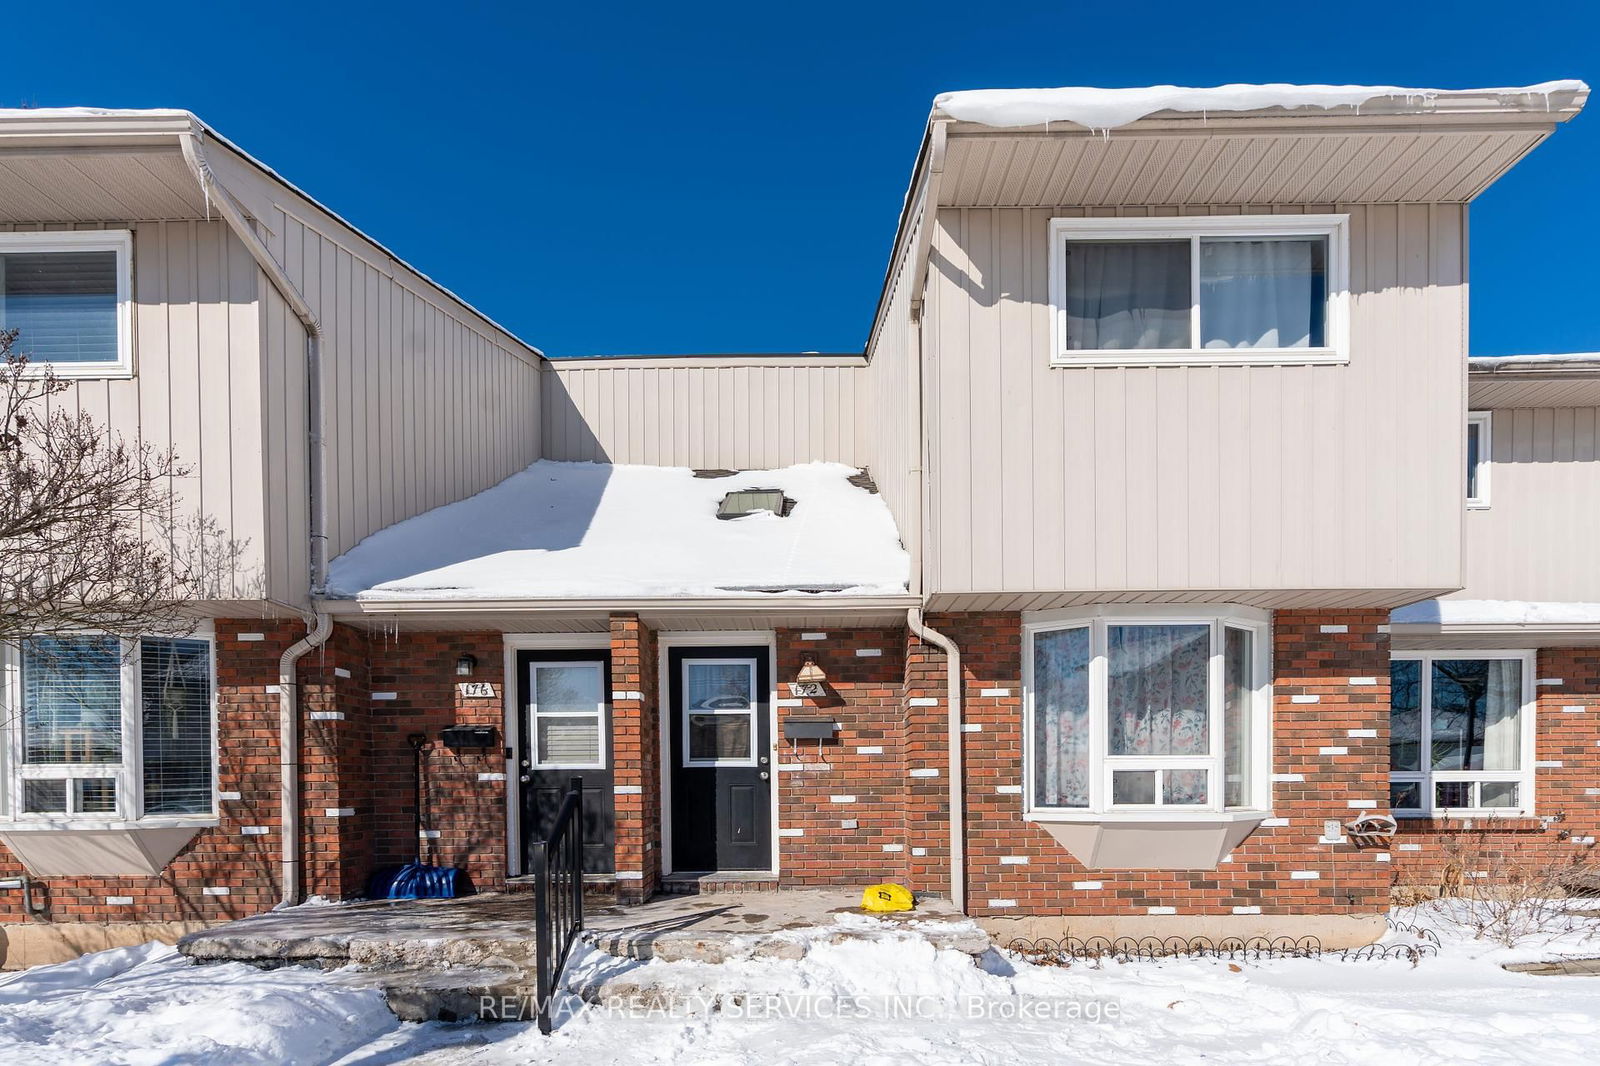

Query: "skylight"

xmin=717 ymin=489 xmax=788 ymax=520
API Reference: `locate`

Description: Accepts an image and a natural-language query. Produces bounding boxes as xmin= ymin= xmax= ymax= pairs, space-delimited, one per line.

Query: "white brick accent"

xmin=614 ymin=785 xmax=643 ymax=795
xmin=800 ymin=632 xmax=828 ymax=641
xmin=1147 ymin=906 xmax=1177 ymax=915
xmin=1348 ymin=677 xmax=1378 ymax=686
xmin=323 ymin=808 xmax=355 ymax=818
xmin=1376 ymin=624 xmax=1390 ymax=633
xmin=988 ymin=899 xmax=1018 ymax=909
xmin=371 ymin=692 xmax=397 ymax=701
xmin=908 ymin=697 xmax=939 ymax=707
xmin=1537 ymin=678 xmax=1563 ymax=687
xmin=202 ymin=887 xmax=231 ymax=897
xmin=882 ymin=844 xmax=904 ymax=852
xmin=1573 ymin=836 xmax=1597 ymax=846
xmin=776 ymin=698 xmax=804 ymax=708
xmin=218 ymin=792 xmax=242 ymax=801
xmin=1072 ymin=881 xmax=1103 ymax=890
xmin=614 ymin=872 xmax=644 ymax=881
xmin=979 ymin=688 xmax=1012 ymax=697
xmin=1260 ymin=818 xmax=1291 ymax=827
xmin=419 ymin=830 xmax=441 ymax=839
xmin=477 ymin=773 xmax=506 ymax=782
xmin=779 ymin=828 xmax=805 ymax=838
xmin=829 ymin=795 xmax=857 ymax=804
xmin=778 ymin=762 xmax=832 ymax=772
xmin=1346 ymin=799 xmax=1378 ymax=808
xmin=1564 ymin=705 xmax=1587 ymax=713
xmin=962 ymin=723 xmax=983 ymax=733
xmin=909 ymin=768 xmax=940 ymax=778
xmin=1291 ymin=694 xmax=1320 ymax=704
xmin=840 ymin=820 xmax=858 ymax=830
xmin=1375 ymin=853 xmax=1392 ymax=862
xmin=1586 ymin=788 xmax=1600 ymax=796
xmin=237 ymin=632 xmax=265 ymax=642
xmin=855 ymin=648 xmax=883 ymax=657
xmin=1319 ymin=746 xmax=1349 ymax=756
xmin=105 ymin=896 xmax=134 ymax=906
xmin=1467 ymin=871 xmax=1490 ymax=879
xmin=856 ymin=746 xmax=884 ymax=755
xmin=1271 ymin=773 xmax=1304 ymax=783
xmin=264 ymin=685 xmax=281 ymax=694
xmin=911 ymin=847 xmax=927 ymax=857
xmin=1320 ymin=624 xmax=1348 ymax=634
xmin=1290 ymin=871 xmax=1320 ymax=880
xmin=612 ymin=690 xmax=644 ymax=701
xmin=241 ymin=826 xmax=271 ymax=836
xmin=1347 ymin=729 xmax=1378 ymax=738
xmin=309 ymin=711 xmax=345 ymax=721
xmin=1232 ymin=905 xmax=1262 ymax=914
xmin=999 ymin=856 xmax=1030 ymax=865
xmin=334 ymin=667 xmax=352 ymax=679
xmin=1398 ymin=843 xmax=1423 ymax=852
xmin=995 ymin=784 xmax=1022 ymax=794
xmin=1536 ymin=761 xmax=1565 ymax=768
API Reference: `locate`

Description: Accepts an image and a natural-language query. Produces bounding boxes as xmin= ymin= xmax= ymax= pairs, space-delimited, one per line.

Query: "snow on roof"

xmin=933 ymin=81 xmax=1588 ymax=131
xmin=0 ymin=107 xmax=195 ymax=120
xmin=1391 ymin=599 xmax=1600 ymax=626
xmin=1469 ymin=353 xmax=1600 ymax=372
xmin=326 ymin=461 xmax=911 ymax=601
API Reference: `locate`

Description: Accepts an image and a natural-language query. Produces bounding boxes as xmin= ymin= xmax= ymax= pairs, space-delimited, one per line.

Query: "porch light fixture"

xmin=790 ymin=658 xmax=827 ymax=698
xmin=455 ymin=653 xmax=477 ymax=676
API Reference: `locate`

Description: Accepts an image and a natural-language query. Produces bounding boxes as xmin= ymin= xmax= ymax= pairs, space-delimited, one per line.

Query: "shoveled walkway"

xmin=177 ymin=889 xmax=989 ymax=1022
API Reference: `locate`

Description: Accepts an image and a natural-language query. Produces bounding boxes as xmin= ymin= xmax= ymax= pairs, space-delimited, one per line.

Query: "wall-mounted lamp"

xmin=455 ymin=653 xmax=478 ymax=676
xmin=789 ymin=658 xmax=827 ymax=698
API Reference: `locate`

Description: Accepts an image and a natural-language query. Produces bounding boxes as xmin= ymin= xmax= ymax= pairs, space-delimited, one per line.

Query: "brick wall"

xmin=1391 ymin=646 xmax=1600 ymax=891
xmin=904 ymin=610 xmax=1394 ymax=918
xmin=773 ymin=627 xmax=909 ymax=886
xmin=611 ymin=615 xmax=659 ymax=900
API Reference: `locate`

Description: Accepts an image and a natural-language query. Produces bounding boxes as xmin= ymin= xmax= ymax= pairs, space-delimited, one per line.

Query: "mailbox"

xmin=441 ymin=725 xmax=498 ymax=750
xmin=783 ymin=718 xmax=839 ymax=741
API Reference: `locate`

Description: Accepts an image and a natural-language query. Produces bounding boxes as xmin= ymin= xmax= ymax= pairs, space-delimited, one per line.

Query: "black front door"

xmin=517 ymin=649 xmax=614 ymax=874
xmin=668 ymin=646 xmax=772 ymax=872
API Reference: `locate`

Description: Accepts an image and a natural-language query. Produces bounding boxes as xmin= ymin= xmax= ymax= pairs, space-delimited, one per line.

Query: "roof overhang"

xmin=1469 ymin=354 xmax=1600 ymax=408
xmin=317 ymin=594 xmax=922 ymax=633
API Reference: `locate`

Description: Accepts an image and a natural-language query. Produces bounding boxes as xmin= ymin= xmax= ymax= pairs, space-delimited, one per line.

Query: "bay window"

xmin=1024 ymin=607 xmax=1271 ymax=818
xmin=3 ymin=633 xmax=216 ymax=823
xmin=0 ymin=230 xmax=134 ymax=377
xmin=1048 ymin=215 xmax=1348 ymax=366
xmin=1389 ymin=652 xmax=1534 ymax=816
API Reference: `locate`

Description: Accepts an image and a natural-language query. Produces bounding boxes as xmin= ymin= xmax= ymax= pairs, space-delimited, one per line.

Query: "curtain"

xmin=1431 ymin=658 xmax=1521 ymax=771
xmin=1200 ymin=238 xmax=1324 ymax=349
xmin=1107 ymin=625 xmax=1210 ymax=756
xmin=1481 ymin=659 xmax=1521 ymax=772
xmin=1033 ymin=628 xmax=1091 ymax=807
xmin=1063 ymin=240 xmax=1189 ymax=350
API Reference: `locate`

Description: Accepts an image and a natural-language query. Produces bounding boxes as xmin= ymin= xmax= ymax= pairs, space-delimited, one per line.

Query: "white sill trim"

xmin=1394 ymin=810 xmax=1531 ymax=820
xmin=0 ymin=817 xmax=219 ymax=832
xmin=1052 ymin=350 xmax=1345 ymax=369
xmin=19 ymin=362 xmax=135 ymax=381
xmin=1025 ymin=809 xmax=1271 ymax=825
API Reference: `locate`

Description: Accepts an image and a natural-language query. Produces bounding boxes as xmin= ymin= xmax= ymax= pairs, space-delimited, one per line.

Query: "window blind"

xmin=140 ymin=638 xmax=214 ymax=815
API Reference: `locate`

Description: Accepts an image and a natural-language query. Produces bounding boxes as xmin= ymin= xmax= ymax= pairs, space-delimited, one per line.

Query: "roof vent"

xmin=717 ymin=489 xmax=791 ymax=520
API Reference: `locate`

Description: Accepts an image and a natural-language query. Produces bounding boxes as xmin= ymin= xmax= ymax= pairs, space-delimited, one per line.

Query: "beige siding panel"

xmin=540 ymin=361 xmax=863 ymax=471
xmin=1 ymin=220 xmax=269 ymax=599
xmin=1456 ymin=406 xmax=1600 ymax=602
xmin=927 ymin=204 xmax=1466 ymax=601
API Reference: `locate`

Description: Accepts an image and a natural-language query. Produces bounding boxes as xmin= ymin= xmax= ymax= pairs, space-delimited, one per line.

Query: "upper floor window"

xmin=1048 ymin=215 xmax=1349 ymax=367
xmin=3 ymin=633 xmax=215 ymax=823
xmin=0 ymin=230 xmax=133 ymax=378
xmin=1466 ymin=411 xmax=1491 ymax=508
xmin=1389 ymin=652 xmax=1533 ymax=817
xmin=1023 ymin=606 xmax=1271 ymax=818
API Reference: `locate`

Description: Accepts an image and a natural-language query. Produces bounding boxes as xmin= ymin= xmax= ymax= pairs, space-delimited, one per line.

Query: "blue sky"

xmin=4 ymin=1 xmax=1594 ymax=357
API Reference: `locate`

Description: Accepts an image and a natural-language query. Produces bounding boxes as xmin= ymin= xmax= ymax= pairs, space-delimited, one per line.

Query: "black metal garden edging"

xmin=1007 ymin=916 xmax=1441 ymax=966
xmin=533 ymin=776 xmax=585 ymax=1036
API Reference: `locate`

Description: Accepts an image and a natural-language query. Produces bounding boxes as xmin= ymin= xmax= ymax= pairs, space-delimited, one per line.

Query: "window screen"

xmin=140 ymin=638 xmax=214 ymax=815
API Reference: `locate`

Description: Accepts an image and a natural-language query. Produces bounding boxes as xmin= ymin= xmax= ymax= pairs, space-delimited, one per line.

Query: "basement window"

xmin=0 ymin=230 xmax=134 ymax=378
xmin=717 ymin=489 xmax=790 ymax=519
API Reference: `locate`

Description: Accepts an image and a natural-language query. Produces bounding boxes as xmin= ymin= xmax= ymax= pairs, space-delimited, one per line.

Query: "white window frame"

xmin=1021 ymin=605 xmax=1273 ymax=822
xmin=1389 ymin=650 xmax=1535 ymax=819
xmin=0 ymin=230 xmax=134 ymax=379
xmin=0 ymin=630 xmax=217 ymax=827
xmin=1466 ymin=410 xmax=1492 ymax=509
xmin=681 ymin=657 xmax=760 ymax=769
xmin=1047 ymin=214 xmax=1350 ymax=368
xmin=527 ymin=660 xmax=608 ymax=771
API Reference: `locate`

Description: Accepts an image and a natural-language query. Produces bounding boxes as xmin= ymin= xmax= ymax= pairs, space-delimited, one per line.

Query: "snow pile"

xmin=0 ymin=943 xmax=395 ymax=1065
xmin=1392 ymin=599 xmax=1600 ymax=626
xmin=934 ymin=80 xmax=1588 ymax=131
xmin=326 ymin=460 xmax=911 ymax=600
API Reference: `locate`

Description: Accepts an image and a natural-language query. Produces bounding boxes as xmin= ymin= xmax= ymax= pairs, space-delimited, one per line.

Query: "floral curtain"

xmin=1032 ymin=628 xmax=1091 ymax=807
xmin=1107 ymin=625 xmax=1210 ymax=757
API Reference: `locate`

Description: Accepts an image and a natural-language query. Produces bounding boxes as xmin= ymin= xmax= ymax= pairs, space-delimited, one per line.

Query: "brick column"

xmin=610 ymin=614 xmax=659 ymax=901
xmin=299 ymin=623 xmax=374 ymax=901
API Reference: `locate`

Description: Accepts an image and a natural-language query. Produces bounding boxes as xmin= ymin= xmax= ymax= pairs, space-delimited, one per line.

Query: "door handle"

xmin=520 ymin=774 xmax=532 ymax=783
xmin=759 ymin=771 xmax=770 ymax=780
xmin=759 ymin=756 xmax=769 ymax=765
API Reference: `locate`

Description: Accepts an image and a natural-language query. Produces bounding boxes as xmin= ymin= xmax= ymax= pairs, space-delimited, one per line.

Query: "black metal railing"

xmin=532 ymin=776 xmax=585 ymax=1036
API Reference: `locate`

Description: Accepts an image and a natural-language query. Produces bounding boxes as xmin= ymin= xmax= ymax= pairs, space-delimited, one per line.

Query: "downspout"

xmin=180 ymin=128 xmax=332 ymax=905
xmin=907 ymin=608 xmax=964 ymax=912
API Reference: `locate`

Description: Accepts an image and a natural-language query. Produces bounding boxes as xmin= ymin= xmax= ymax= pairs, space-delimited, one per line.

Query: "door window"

xmin=682 ymin=659 xmax=758 ymax=766
xmin=529 ymin=662 xmax=606 ymax=769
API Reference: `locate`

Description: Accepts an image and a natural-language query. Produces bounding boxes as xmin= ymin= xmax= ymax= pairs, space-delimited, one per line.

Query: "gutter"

xmin=1468 ymin=354 xmax=1600 ymax=375
xmin=180 ymin=129 xmax=334 ymax=906
xmin=907 ymin=608 xmax=964 ymax=912
xmin=905 ymin=119 xmax=949 ymax=593
xmin=317 ymin=594 xmax=923 ymax=616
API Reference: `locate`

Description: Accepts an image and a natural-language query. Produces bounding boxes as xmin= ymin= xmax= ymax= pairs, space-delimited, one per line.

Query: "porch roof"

xmin=325 ymin=460 xmax=911 ymax=606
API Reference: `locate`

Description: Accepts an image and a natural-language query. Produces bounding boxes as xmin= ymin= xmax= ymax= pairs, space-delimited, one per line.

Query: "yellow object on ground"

xmin=861 ymin=883 xmax=915 ymax=912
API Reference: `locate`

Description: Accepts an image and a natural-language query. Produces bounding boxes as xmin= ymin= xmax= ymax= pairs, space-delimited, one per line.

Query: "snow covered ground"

xmin=3 ymin=903 xmax=1599 ymax=1065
